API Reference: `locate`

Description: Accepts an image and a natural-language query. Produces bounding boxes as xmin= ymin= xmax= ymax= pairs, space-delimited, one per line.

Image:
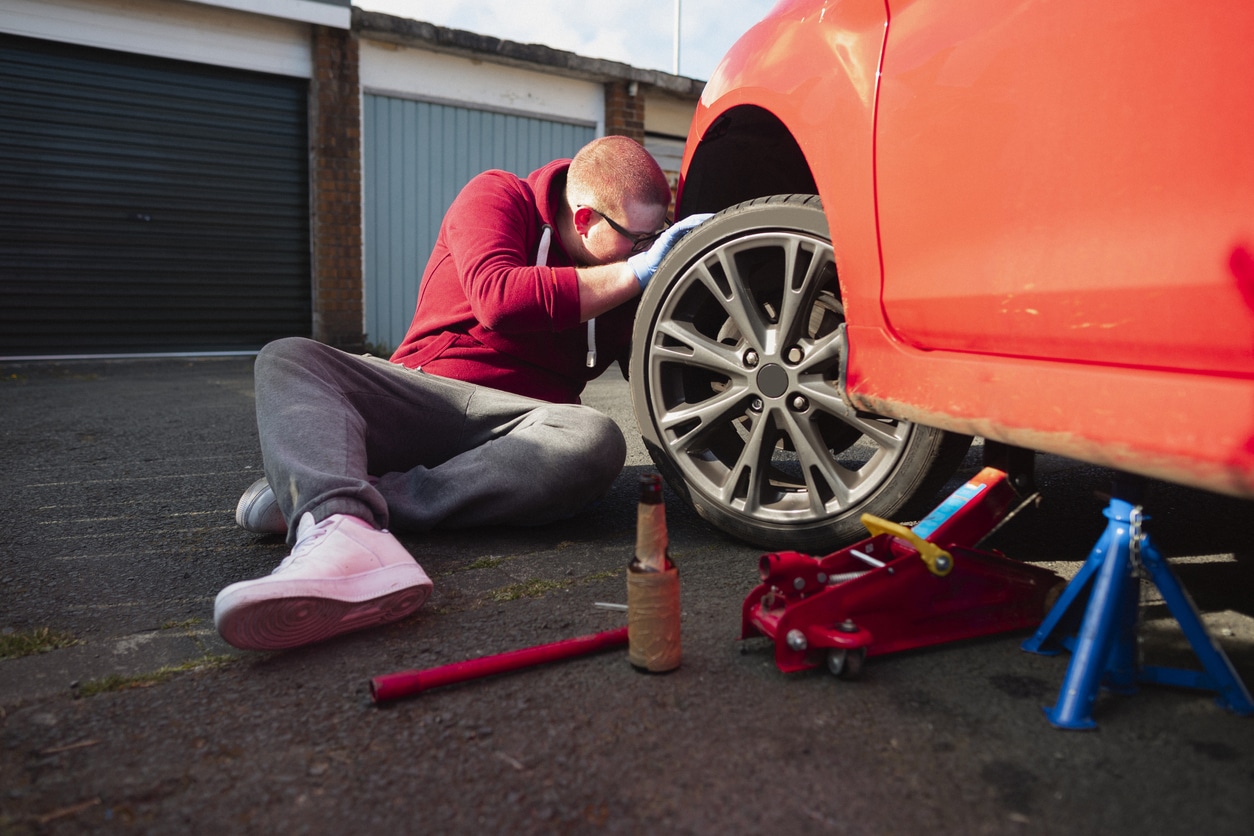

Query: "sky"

xmin=352 ymin=0 xmax=777 ymax=81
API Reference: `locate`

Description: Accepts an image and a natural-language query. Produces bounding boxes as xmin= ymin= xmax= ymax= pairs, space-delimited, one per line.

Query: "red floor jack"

xmin=742 ymin=468 xmax=1064 ymax=678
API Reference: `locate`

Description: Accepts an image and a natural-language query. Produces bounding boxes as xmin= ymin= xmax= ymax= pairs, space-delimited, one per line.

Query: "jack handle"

xmin=860 ymin=513 xmax=954 ymax=576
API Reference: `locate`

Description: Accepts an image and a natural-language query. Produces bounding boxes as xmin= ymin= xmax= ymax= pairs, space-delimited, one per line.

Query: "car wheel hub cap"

xmin=756 ymin=364 xmax=789 ymax=398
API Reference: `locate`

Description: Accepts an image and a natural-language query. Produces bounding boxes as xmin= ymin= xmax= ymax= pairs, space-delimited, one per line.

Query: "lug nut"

xmin=787 ymin=346 xmax=803 ymax=364
xmin=750 ymin=397 xmax=763 ymax=412
xmin=791 ymin=395 xmax=809 ymax=412
xmin=744 ymin=350 xmax=759 ymax=368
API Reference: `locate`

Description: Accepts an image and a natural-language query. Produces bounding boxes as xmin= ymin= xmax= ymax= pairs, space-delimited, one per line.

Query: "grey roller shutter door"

xmin=0 ymin=33 xmax=310 ymax=356
xmin=362 ymin=94 xmax=596 ymax=355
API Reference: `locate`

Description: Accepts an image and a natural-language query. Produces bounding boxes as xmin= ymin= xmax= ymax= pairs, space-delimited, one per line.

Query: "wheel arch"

xmin=677 ymin=106 xmax=818 ymax=217
xmin=674 ymin=0 xmax=889 ymax=339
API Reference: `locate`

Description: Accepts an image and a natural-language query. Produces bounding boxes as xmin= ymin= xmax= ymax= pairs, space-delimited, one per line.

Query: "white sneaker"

xmin=234 ymin=477 xmax=288 ymax=536
xmin=214 ymin=513 xmax=432 ymax=651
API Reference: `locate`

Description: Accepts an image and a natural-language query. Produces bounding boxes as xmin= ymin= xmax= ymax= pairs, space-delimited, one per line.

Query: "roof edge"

xmin=353 ymin=9 xmax=706 ymax=97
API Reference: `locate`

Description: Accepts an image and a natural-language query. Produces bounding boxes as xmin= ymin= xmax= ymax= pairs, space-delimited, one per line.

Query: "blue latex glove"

xmin=628 ymin=213 xmax=714 ymax=288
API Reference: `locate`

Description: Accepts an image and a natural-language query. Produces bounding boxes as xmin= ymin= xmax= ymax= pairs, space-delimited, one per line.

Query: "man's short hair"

xmin=568 ymin=136 xmax=672 ymax=216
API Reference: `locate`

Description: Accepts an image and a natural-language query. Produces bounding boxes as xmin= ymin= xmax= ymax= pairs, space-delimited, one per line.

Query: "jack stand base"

xmin=1022 ymin=488 xmax=1254 ymax=730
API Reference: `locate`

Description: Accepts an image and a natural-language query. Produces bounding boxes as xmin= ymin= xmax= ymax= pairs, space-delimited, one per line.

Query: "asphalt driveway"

xmin=2 ymin=356 xmax=1253 ymax=834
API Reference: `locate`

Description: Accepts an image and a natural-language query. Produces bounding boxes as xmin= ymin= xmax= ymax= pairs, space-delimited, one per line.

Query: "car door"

xmin=873 ymin=0 xmax=1254 ymax=376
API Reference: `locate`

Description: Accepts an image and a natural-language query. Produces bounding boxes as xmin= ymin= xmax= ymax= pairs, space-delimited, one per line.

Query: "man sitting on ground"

xmin=214 ymin=135 xmax=710 ymax=652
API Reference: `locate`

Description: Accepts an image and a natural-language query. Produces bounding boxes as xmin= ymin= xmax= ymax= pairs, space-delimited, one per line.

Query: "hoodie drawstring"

xmin=536 ymin=224 xmax=596 ymax=369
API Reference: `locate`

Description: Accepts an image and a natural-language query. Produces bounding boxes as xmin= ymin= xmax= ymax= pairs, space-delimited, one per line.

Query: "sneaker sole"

xmin=215 ymin=567 xmax=431 ymax=651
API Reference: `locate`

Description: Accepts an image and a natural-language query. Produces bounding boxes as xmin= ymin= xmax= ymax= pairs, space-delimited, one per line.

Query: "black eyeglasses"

xmin=583 ymin=206 xmax=672 ymax=254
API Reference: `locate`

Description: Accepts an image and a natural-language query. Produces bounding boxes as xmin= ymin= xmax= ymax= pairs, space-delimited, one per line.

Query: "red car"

xmin=630 ymin=0 xmax=1254 ymax=550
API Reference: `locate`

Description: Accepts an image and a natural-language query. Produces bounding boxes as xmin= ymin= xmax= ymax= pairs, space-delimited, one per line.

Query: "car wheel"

xmin=629 ymin=194 xmax=971 ymax=552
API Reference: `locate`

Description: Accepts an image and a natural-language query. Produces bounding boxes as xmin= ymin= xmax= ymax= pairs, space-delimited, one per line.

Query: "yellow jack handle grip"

xmin=860 ymin=513 xmax=954 ymax=576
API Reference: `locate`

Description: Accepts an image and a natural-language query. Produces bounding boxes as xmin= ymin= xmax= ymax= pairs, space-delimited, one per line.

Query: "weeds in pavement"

xmin=487 ymin=568 xmax=623 ymax=602
xmin=75 ymin=654 xmax=235 ymax=697
xmin=489 ymin=578 xmax=573 ymax=601
xmin=0 ymin=627 xmax=80 ymax=660
xmin=159 ymin=618 xmax=203 ymax=631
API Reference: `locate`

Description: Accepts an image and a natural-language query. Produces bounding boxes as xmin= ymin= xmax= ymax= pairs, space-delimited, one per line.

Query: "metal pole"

xmin=673 ymin=0 xmax=682 ymax=75
xmin=370 ymin=626 xmax=629 ymax=702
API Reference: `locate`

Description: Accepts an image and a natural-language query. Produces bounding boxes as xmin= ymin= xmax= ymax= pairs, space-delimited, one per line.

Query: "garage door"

xmin=0 ymin=33 xmax=310 ymax=357
xmin=363 ymin=94 xmax=596 ymax=355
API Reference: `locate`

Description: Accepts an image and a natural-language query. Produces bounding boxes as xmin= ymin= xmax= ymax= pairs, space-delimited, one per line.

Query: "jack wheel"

xmin=825 ymin=647 xmax=866 ymax=679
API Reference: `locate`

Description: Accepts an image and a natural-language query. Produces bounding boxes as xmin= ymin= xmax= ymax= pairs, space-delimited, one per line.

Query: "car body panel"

xmin=679 ymin=0 xmax=1254 ymax=499
xmin=876 ymin=0 xmax=1254 ymax=376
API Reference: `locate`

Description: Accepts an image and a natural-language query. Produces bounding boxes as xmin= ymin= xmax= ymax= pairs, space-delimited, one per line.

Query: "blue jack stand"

xmin=1022 ymin=479 xmax=1254 ymax=730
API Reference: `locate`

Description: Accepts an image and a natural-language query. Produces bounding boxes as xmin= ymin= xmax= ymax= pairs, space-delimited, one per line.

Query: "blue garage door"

xmin=362 ymin=94 xmax=595 ymax=354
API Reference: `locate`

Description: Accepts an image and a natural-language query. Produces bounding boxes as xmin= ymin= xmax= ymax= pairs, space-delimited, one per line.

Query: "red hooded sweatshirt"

xmin=390 ymin=160 xmax=636 ymax=404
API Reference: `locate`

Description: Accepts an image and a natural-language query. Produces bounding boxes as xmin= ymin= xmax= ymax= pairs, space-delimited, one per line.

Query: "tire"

xmin=630 ymin=195 xmax=971 ymax=553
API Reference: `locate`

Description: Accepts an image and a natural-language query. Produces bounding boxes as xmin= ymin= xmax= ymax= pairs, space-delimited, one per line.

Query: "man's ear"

xmin=572 ymin=205 xmax=596 ymax=236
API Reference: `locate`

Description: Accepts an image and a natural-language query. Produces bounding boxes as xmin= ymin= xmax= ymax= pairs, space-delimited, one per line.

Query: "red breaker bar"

xmin=370 ymin=626 xmax=629 ymax=703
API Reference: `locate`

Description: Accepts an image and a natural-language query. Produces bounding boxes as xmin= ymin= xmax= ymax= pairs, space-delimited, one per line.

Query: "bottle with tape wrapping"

xmin=627 ymin=472 xmax=681 ymax=672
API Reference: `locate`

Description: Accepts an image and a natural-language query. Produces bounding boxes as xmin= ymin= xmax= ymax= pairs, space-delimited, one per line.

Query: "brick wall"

xmin=309 ymin=26 xmax=364 ymax=351
xmin=604 ymin=81 xmax=646 ymax=143
xmin=605 ymin=82 xmax=682 ymax=209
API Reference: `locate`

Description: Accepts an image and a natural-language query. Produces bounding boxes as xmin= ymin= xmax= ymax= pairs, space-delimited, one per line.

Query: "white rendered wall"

xmin=360 ymin=39 xmax=604 ymax=134
xmin=0 ymin=0 xmax=316 ymax=78
xmin=645 ymin=91 xmax=697 ymax=139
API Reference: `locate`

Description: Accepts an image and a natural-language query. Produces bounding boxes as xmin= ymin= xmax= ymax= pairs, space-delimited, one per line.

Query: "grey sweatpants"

xmin=253 ymin=337 xmax=627 ymax=545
